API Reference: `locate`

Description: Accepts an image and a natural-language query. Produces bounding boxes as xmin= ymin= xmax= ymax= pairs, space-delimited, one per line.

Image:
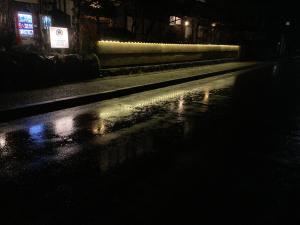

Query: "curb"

xmin=0 ymin=63 xmax=270 ymax=122
xmin=99 ymin=58 xmax=237 ymax=76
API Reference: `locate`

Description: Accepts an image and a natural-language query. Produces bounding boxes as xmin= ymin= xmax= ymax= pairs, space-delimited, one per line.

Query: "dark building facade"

xmin=0 ymin=0 xmax=286 ymax=58
xmin=0 ymin=0 xmax=74 ymax=49
xmin=79 ymin=0 xmax=239 ymax=45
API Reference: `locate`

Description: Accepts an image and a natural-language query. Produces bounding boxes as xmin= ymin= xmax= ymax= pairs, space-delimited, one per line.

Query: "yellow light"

xmin=185 ymin=21 xmax=190 ymax=26
xmin=96 ymin=40 xmax=240 ymax=68
xmin=97 ymin=40 xmax=239 ymax=53
xmin=92 ymin=120 xmax=107 ymax=135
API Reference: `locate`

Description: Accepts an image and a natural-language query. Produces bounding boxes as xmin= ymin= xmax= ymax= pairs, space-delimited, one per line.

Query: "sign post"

xmin=50 ymin=27 xmax=69 ymax=49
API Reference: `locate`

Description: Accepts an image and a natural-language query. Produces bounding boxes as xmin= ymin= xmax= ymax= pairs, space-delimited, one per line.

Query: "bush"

xmin=58 ymin=54 xmax=83 ymax=81
xmin=0 ymin=50 xmax=100 ymax=92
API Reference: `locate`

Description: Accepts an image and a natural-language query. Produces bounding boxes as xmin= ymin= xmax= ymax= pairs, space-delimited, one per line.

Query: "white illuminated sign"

xmin=50 ymin=27 xmax=69 ymax=49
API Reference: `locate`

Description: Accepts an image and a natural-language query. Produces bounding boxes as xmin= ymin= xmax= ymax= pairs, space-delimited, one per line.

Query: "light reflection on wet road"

xmin=2 ymin=63 xmax=300 ymax=225
xmin=0 ymin=73 xmax=236 ymax=176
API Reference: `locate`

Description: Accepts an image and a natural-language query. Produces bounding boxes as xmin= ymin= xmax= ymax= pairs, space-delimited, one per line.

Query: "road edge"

xmin=0 ymin=63 xmax=271 ymax=122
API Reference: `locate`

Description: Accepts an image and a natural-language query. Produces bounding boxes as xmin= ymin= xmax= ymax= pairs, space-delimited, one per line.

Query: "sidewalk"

xmin=0 ymin=61 xmax=263 ymax=121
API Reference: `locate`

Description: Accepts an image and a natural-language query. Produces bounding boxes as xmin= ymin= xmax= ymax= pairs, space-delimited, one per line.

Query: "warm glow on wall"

xmin=97 ymin=40 xmax=240 ymax=55
xmin=96 ymin=40 xmax=240 ymax=68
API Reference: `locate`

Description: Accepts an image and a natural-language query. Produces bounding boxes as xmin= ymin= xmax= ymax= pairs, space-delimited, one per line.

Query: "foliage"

xmin=80 ymin=0 xmax=118 ymax=18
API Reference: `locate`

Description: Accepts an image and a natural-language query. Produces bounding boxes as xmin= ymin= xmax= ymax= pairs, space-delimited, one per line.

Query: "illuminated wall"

xmin=96 ymin=41 xmax=240 ymax=68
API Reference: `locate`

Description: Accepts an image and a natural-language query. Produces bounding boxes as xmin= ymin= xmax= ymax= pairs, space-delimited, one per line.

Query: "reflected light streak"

xmin=203 ymin=90 xmax=210 ymax=104
xmin=98 ymin=75 xmax=236 ymax=120
xmin=29 ymin=124 xmax=45 ymax=143
xmin=178 ymin=96 xmax=185 ymax=114
xmin=55 ymin=117 xmax=74 ymax=137
xmin=272 ymin=64 xmax=280 ymax=76
xmin=93 ymin=120 xmax=107 ymax=135
xmin=0 ymin=134 xmax=6 ymax=148
xmin=99 ymin=89 xmax=192 ymax=120
xmin=29 ymin=124 xmax=44 ymax=135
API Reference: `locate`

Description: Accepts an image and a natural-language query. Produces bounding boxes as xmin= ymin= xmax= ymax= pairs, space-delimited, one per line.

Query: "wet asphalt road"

xmin=1 ymin=62 xmax=300 ymax=225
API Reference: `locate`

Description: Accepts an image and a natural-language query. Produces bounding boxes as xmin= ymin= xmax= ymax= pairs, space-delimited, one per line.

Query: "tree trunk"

xmin=74 ymin=0 xmax=81 ymax=52
xmin=96 ymin=16 xmax=101 ymax=38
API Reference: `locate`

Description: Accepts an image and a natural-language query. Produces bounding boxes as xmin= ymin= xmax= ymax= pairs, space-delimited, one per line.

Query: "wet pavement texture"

xmin=0 ymin=61 xmax=256 ymax=110
xmin=1 ymin=62 xmax=300 ymax=225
